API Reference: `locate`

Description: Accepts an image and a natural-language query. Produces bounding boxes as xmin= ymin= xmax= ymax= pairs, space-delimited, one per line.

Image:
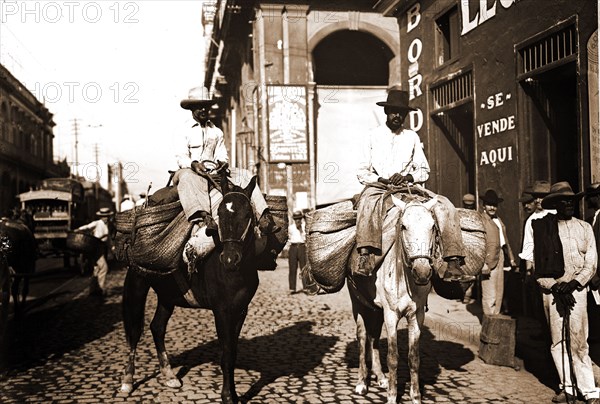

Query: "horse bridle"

xmin=398 ymin=203 xmax=436 ymax=265
xmin=218 ymin=191 xmax=254 ymax=246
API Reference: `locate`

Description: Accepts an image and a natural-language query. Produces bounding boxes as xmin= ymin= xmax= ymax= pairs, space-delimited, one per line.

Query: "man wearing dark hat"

xmin=77 ymin=207 xmax=114 ymax=297
xmin=173 ymin=86 xmax=279 ymax=238
xmin=479 ymin=189 xmax=515 ymax=315
xmin=528 ymin=182 xmax=599 ymax=403
xmin=355 ymin=87 xmax=472 ymax=282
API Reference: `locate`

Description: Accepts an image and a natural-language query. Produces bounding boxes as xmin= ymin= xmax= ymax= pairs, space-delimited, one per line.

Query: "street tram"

xmin=17 ymin=177 xmax=115 ymax=267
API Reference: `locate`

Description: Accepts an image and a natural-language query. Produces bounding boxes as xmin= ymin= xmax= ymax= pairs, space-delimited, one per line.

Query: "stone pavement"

xmin=0 ymin=257 xmax=586 ymax=403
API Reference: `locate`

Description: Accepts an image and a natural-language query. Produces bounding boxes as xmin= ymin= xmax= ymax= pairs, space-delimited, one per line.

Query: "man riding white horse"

xmin=355 ymin=88 xmax=474 ymax=283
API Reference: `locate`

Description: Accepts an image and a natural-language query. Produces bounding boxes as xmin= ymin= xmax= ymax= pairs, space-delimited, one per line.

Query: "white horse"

xmin=347 ymin=193 xmax=437 ymax=404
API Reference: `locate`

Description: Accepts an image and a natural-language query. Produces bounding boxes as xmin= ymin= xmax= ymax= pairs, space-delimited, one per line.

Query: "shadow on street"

xmin=171 ymin=320 xmax=338 ymax=402
xmin=343 ymin=326 xmax=474 ymax=400
xmin=0 ymin=294 xmax=121 ymax=375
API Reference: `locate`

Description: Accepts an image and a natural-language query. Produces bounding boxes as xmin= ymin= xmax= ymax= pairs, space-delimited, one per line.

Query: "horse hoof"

xmin=378 ymin=377 xmax=389 ymax=389
xmin=165 ymin=378 xmax=182 ymax=389
xmin=120 ymin=383 xmax=133 ymax=394
xmin=355 ymin=383 xmax=368 ymax=395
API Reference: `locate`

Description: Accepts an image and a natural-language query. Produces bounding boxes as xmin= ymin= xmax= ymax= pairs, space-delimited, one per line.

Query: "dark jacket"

xmin=532 ymin=213 xmax=564 ymax=279
xmin=481 ymin=212 xmax=514 ymax=269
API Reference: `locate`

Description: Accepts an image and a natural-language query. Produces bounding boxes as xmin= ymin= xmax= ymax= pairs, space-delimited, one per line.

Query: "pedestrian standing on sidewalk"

xmin=585 ymin=183 xmax=600 ymax=344
xmin=479 ymin=189 xmax=516 ymax=316
xmin=77 ymin=207 xmax=113 ymax=297
xmin=288 ymin=210 xmax=307 ymax=294
xmin=520 ymin=180 xmax=555 ymax=337
xmin=525 ymin=182 xmax=600 ymax=404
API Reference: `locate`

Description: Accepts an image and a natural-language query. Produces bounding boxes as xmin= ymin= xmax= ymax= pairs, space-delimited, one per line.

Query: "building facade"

xmin=205 ymin=0 xmax=599 ymax=249
xmin=0 ymin=63 xmax=69 ymax=214
xmin=204 ymin=0 xmax=401 ymax=212
xmin=375 ymin=0 xmax=598 ymax=249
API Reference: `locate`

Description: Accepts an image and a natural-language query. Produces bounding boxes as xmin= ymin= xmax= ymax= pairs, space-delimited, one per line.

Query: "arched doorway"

xmin=312 ymin=30 xmax=395 ymax=205
xmin=312 ymin=30 xmax=393 ymax=86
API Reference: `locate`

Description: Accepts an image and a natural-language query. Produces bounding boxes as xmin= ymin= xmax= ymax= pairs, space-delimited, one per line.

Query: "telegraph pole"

xmin=71 ymin=118 xmax=79 ymax=177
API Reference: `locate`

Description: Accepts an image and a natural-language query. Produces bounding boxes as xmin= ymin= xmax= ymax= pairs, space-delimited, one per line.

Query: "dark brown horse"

xmin=0 ymin=235 xmax=11 ymax=336
xmin=120 ymin=175 xmax=260 ymax=404
xmin=0 ymin=216 xmax=37 ymax=314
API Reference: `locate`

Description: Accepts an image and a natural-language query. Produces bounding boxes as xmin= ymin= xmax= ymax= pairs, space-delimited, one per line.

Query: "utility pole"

xmin=71 ymin=118 xmax=79 ymax=177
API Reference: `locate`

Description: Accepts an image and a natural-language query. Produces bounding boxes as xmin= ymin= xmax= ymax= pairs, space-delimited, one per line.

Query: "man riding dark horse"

xmin=354 ymin=88 xmax=474 ymax=283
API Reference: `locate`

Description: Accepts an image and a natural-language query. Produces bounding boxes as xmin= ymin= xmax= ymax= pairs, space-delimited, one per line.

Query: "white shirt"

xmin=120 ymin=199 xmax=135 ymax=212
xmin=175 ymin=121 xmax=229 ymax=169
xmin=357 ymin=126 xmax=430 ymax=185
xmin=288 ymin=221 xmax=305 ymax=244
xmin=519 ymin=209 xmax=557 ymax=262
xmin=78 ymin=219 xmax=109 ymax=241
xmin=492 ymin=217 xmax=506 ymax=247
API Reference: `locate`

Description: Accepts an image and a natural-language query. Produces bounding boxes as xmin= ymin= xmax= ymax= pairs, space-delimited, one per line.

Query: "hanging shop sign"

xmin=266 ymin=85 xmax=309 ymax=163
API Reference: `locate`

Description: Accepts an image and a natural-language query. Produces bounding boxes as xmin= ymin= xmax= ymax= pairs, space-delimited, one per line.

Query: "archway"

xmin=312 ymin=30 xmax=393 ymax=86
xmin=311 ymin=30 xmax=394 ymax=205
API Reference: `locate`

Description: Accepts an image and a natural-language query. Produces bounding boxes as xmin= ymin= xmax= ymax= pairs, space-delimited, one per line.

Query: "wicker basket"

xmin=66 ymin=231 xmax=103 ymax=258
xmin=306 ymin=225 xmax=354 ymax=293
xmin=456 ymin=208 xmax=486 ymax=276
xmin=115 ymin=209 xmax=136 ymax=234
xmin=264 ymin=194 xmax=287 ymax=212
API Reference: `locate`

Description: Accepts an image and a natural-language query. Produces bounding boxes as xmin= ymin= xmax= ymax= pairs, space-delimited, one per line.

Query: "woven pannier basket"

xmin=66 ymin=231 xmax=103 ymax=260
xmin=264 ymin=195 xmax=289 ymax=251
xmin=456 ymin=208 xmax=487 ymax=276
xmin=113 ymin=209 xmax=136 ymax=262
xmin=305 ymin=200 xmax=357 ymax=293
xmin=128 ymin=201 xmax=193 ymax=271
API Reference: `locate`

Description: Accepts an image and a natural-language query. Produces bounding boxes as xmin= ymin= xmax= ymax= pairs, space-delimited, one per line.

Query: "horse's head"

xmin=217 ymin=175 xmax=257 ymax=271
xmin=392 ymin=195 xmax=437 ymax=285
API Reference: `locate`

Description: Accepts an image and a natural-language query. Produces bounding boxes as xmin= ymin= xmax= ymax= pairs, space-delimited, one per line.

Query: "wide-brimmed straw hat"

xmin=541 ymin=181 xmax=584 ymax=209
xmin=480 ymin=189 xmax=503 ymax=205
xmin=586 ymin=182 xmax=600 ymax=197
xmin=180 ymin=86 xmax=216 ymax=110
xmin=376 ymin=89 xmax=417 ymax=111
xmin=96 ymin=207 xmax=114 ymax=217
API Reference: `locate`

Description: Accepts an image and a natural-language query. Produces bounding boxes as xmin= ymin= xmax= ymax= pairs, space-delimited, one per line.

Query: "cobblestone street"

xmin=0 ymin=259 xmax=562 ymax=403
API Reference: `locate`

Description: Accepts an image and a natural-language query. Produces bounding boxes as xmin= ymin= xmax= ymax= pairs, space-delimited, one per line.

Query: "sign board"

xmin=267 ymin=85 xmax=308 ymax=163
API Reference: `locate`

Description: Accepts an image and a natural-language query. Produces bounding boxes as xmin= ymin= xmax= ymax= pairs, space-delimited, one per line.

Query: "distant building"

xmin=0 ymin=63 xmax=69 ymax=213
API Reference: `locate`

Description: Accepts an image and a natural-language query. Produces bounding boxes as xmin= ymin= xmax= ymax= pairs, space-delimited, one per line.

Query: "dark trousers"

xmin=288 ymin=243 xmax=306 ymax=291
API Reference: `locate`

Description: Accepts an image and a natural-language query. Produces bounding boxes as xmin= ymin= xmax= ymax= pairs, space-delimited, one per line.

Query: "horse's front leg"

xmin=368 ymin=308 xmax=388 ymax=390
xmin=150 ymin=299 xmax=181 ymax=388
xmin=407 ymin=310 xmax=422 ymax=404
xmin=383 ymin=309 xmax=400 ymax=404
xmin=121 ymin=270 xmax=150 ymax=394
xmin=214 ymin=307 xmax=247 ymax=404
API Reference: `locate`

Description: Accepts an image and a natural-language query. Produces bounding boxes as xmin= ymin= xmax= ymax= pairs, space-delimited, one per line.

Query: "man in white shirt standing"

xmin=355 ymin=88 xmax=472 ymax=283
xmin=288 ymin=210 xmax=306 ymax=294
xmin=525 ymin=182 xmax=599 ymax=404
xmin=77 ymin=207 xmax=113 ymax=297
xmin=173 ymin=86 xmax=279 ymax=237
